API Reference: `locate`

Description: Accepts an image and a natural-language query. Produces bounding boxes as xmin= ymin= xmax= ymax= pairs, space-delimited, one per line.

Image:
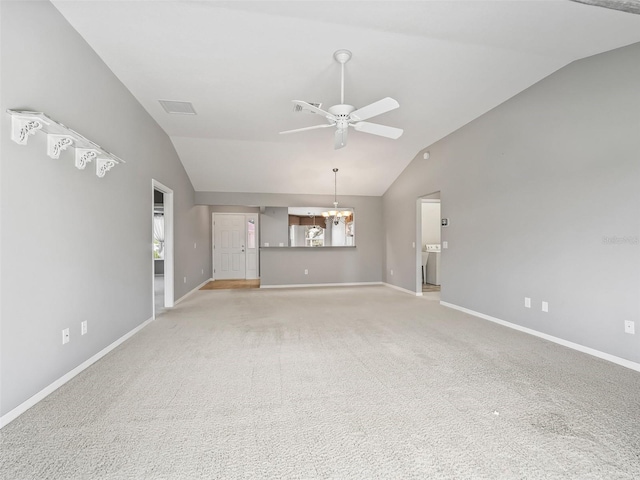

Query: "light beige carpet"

xmin=1 ymin=286 xmax=639 ymax=479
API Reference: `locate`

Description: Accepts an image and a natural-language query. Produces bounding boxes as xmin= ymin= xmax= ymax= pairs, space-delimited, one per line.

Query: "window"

xmin=153 ymin=214 xmax=165 ymax=259
xmin=247 ymin=219 xmax=256 ymax=249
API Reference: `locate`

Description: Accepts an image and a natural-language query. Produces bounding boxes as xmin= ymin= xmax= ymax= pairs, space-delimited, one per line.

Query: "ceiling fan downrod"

xmin=333 ymin=49 xmax=352 ymax=105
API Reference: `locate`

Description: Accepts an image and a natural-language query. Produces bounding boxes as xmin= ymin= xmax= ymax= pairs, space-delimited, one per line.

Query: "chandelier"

xmin=322 ymin=168 xmax=352 ymax=225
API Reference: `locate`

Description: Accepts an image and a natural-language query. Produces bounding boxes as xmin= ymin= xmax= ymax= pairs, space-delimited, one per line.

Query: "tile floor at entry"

xmin=422 ymin=283 xmax=440 ymax=293
xmin=201 ymin=279 xmax=260 ymax=290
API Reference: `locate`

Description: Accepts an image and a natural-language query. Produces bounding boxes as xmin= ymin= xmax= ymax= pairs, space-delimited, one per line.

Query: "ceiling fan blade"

xmin=292 ymin=100 xmax=336 ymax=121
xmin=350 ymin=97 xmax=400 ymax=122
xmin=280 ymin=123 xmax=335 ymax=135
xmin=334 ymin=128 xmax=348 ymax=150
xmin=352 ymin=121 xmax=403 ymax=139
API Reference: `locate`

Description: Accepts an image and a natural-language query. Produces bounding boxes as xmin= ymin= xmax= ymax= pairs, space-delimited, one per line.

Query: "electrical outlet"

xmin=524 ymin=297 xmax=531 ymax=308
xmin=304 ymin=269 xmax=308 ymax=275
xmin=183 ymin=276 xmax=187 ymax=284
xmin=542 ymin=301 xmax=549 ymax=313
xmin=81 ymin=321 xmax=87 ymax=335
xmin=390 ymin=269 xmax=394 ymax=276
xmin=201 ymin=269 xmax=204 ymax=275
xmin=412 ymin=241 xmax=416 ymax=248
xmin=194 ymin=242 xmax=197 ymax=249
xmin=625 ymin=320 xmax=635 ymax=335
xmin=442 ymin=241 xmax=448 ymax=249
xmin=62 ymin=328 xmax=69 ymax=344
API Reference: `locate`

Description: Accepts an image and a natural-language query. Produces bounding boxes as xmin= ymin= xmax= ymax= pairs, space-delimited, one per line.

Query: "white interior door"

xmin=214 ymin=214 xmax=246 ymax=279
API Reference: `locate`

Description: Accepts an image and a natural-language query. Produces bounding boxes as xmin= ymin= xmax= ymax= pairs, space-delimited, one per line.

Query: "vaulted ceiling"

xmin=51 ymin=1 xmax=640 ymax=196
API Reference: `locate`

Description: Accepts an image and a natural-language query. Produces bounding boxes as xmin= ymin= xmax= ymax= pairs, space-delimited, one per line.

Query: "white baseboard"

xmin=440 ymin=301 xmax=640 ymax=373
xmin=383 ymin=282 xmax=421 ymax=296
xmin=0 ymin=316 xmax=155 ymax=429
xmin=261 ymin=282 xmax=382 ymax=289
xmin=174 ymin=278 xmax=213 ymax=305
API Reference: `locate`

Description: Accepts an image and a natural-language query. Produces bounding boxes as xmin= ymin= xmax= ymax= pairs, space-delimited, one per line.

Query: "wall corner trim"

xmin=383 ymin=282 xmax=422 ymax=296
xmin=440 ymin=301 xmax=640 ymax=373
xmin=0 ymin=316 xmax=155 ymax=429
xmin=173 ymin=278 xmax=213 ymax=306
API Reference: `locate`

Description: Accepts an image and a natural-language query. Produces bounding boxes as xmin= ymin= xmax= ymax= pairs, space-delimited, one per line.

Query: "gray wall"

xmin=0 ymin=1 xmax=211 ymax=416
xmin=209 ymin=205 xmax=260 ymax=214
xmin=383 ymin=43 xmax=640 ymax=363
xmin=260 ymin=207 xmax=289 ymax=247
xmin=196 ymin=192 xmax=383 ymax=285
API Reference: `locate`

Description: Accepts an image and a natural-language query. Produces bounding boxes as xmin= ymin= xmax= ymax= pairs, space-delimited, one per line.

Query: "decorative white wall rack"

xmin=7 ymin=109 xmax=125 ymax=178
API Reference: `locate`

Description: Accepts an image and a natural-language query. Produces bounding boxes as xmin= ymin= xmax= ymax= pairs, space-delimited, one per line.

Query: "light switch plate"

xmin=542 ymin=301 xmax=549 ymax=313
xmin=625 ymin=320 xmax=635 ymax=335
xmin=524 ymin=297 xmax=531 ymax=308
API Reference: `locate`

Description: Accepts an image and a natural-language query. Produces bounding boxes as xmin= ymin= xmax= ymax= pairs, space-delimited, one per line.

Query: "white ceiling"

xmin=51 ymin=1 xmax=640 ymax=196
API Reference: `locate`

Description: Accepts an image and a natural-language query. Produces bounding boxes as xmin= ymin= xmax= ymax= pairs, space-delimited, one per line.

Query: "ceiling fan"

xmin=279 ymin=49 xmax=403 ymax=149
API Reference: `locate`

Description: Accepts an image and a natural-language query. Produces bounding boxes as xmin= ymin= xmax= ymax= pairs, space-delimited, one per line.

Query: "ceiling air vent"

xmin=159 ymin=100 xmax=197 ymax=115
xmin=293 ymin=102 xmax=322 ymax=113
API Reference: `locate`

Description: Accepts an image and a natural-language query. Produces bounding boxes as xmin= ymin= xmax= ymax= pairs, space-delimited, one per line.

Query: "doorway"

xmin=152 ymin=180 xmax=174 ymax=318
xmin=416 ymin=192 xmax=441 ymax=297
xmin=212 ymin=213 xmax=259 ymax=280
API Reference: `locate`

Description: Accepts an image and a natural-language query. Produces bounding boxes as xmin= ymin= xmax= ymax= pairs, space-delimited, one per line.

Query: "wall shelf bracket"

xmin=96 ymin=158 xmax=116 ymax=178
xmin=47 ymin=134 xmax=74 ymax=159
xmin=10 ymin=115 xmax=45 ymax=145
xmin=75 ymin=148 xmax=99 ymax=170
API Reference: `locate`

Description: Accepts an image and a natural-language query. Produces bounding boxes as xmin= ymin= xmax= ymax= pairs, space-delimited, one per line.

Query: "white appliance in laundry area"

xmin=425 ymin=244 xmax=441 ymax=285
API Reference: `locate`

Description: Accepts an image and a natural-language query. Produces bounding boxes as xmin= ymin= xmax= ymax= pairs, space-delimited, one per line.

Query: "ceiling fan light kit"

xmin=280 ymin=50 xmax=403 ymax=149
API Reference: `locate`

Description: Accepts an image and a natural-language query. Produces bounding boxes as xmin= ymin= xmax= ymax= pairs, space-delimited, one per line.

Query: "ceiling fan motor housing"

xmin=329 ymin=104 xmax=355 ymax=129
